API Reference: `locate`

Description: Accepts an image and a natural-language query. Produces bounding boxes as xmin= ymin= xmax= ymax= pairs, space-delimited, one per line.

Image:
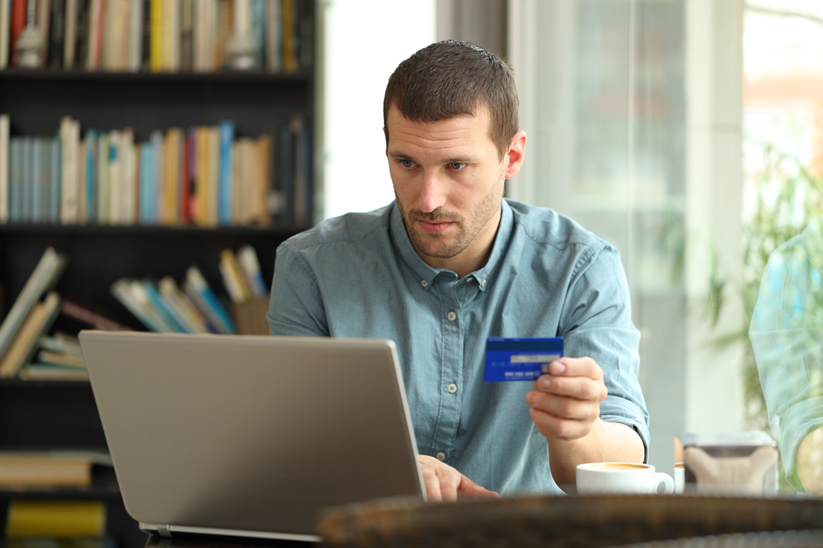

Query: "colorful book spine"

xmin=0 ymin=114 xmax=8 ymax=222
xmin=31 ymin=138 xmax=42 ymax=223
xmin=85 ymin=128 xmax=97 ymax=222
xmin=218 ymin=120 xmax=234 ymax=225
xmin=51 ymin=137 xmax=61 ymax=223
xmin=184 ymin=266 xmax=235 ymax=334
xmin=9 ymin=138 xmax=20 ymax=222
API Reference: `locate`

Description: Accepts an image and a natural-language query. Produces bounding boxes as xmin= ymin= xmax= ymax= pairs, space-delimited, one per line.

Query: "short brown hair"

xmin=383 ymin=40 xmax=519 ymax=159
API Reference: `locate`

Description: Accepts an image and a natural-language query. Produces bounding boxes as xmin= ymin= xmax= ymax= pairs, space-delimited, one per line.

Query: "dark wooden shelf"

xmin=0 ymin=68 xmax=312 ymax=83
xmin=0 ymin=222 xmax=312 ymax=237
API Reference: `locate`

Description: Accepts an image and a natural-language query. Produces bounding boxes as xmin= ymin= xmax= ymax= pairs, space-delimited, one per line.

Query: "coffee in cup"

xmin=576 ymin=462 xmax=674 ymax=494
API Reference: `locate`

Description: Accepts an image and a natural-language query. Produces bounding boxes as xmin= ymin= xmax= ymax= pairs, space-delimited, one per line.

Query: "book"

xmin=266 ymin=0 xmax=281 ymax=72
xmin=0 ymin=248 xmax=66 ymax=364
xmin=158 ymin=276 xmax=210 ymax=333
xmin=218 ymin=120 xmax=234 ymax=224
xmin=5 ymin=499 xmax=106 ymax=537
xmin=19 ymin=362 xmax=90 ymax=380
xmin=77 ymin=138 xmax=86 ymax=222
xmin=142 ymin=279 xmax=186 ymax=331
xmin=237 ymin=244 xmax=268 ymax=298
xmin=60 ymin=116 xmax=80 ymax=223
xmin=180 ymin=0 xmax=193 ymax=70
xmin=46 ymin=0 xmax=65 ymax=68
xmin=106 ymin=130 xmax=121 ymax=224
xmin=21 ymin=136 xmax=31 ymax=221
xmin=162 ymin=127 xmax=181 ymax=225
xmin=183 ymin=266 xmax=235 ymax=334
xmin=0 ymin=292 xmax=61 ymax=379
xmin=61 ymin=298 xmax=130 ymax=331
xmin=96 ymin=131 xmax=108 ymax=222
xmin=83 ymin=128 xmax=96 ymax=222
xmin=40 ymin=332 xmax=84 ymax=356
xmin=110 ymin=278 xmax=175 ymax=333
xmin=219 ymin=248 xmax=251 ymax=303
xmin=38 ymin=349 xmax=86 ymax=368
xmin=0 ymin=0 xmax=9 ymax=70
xmin=206 ymin=126 xmax=219 ymax=225
xmin=30 ymin=138 xmax=42 ymax=222
xmin=9 ymin=0 xmax=25 ymax=68
xmin=50 ymin=136 xmax=61 ymax=222
xmin=64 ymin=0 xmax=78 ymax=68
xmin=9 ymin=137 xmax=20 ymax=222
xmin=0 ymin=114 xmax=8 ymax=222
xmin=1 ymin=449 xmax=111 ymax=480
xmin=256 ymin=132 xmax=273 ymax=225
xmin=0 ymin=450 xmax=111 ymax=489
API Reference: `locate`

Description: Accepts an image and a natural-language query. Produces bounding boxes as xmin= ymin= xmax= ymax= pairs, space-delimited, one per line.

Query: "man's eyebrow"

xmin=388 ymin=151 xmax=478 ymax=164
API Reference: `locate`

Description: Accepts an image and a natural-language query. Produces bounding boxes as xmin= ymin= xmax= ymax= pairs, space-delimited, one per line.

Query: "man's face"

xmin=386 ymin=104 xmax=522 ymax=276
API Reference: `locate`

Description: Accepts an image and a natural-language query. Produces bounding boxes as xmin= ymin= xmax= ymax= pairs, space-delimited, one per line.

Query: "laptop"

xmin=78 ymin=330 xmax=425 ymax=543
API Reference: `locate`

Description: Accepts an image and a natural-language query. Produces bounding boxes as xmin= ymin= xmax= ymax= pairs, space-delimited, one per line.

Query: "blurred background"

xmin=318 ymin=0 xmax=823 ymax=475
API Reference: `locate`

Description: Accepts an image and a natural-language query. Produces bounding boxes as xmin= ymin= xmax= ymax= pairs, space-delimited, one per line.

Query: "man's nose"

xmin=418 ymin=171 xmax=447 ymax=213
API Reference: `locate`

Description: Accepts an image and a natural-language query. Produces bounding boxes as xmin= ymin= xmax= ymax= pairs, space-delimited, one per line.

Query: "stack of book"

xmin=5 ymin=498 xmax=111 ymax=546
xmin=0 ymin=246 xmax=131 ymax=381
xmin=0 ymin=448 xmax=112 ymax=488
xmin=111 ymin=245 xmax=268 ymax=335
xmin=0 ymin=247 xmax=67 ymax=380
xmin=0 ymin=113 xmax=312 ymax=227
xmin=22 ymin=331 xmax=89 ymax=380
xmin=0 ymin=0 xmax=311 ymax=73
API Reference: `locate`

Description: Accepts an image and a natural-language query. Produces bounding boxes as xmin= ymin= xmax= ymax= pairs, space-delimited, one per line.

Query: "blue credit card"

xmin=484 ymin=337 xmax=564 ymax=382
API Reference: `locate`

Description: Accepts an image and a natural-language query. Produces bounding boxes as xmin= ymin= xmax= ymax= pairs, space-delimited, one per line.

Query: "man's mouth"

xmin=417 ymin=219 xmax=453 ymax=234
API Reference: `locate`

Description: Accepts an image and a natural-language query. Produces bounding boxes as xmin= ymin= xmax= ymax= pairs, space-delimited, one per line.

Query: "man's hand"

xmin=525 ymin=357 xmax=608 ymax=441
xmin=418 ymin=455 xmax=500 ymax=501
xmin=525 ymin=356 xmax=644 ymax=490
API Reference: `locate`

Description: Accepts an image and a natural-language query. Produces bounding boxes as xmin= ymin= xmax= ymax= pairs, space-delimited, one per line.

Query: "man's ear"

xmin=503 ymin=130 xmax=527 ymax=179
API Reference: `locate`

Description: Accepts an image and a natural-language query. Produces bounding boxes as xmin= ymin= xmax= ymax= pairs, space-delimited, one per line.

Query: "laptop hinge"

xmin=157 ymin=524 xmax=172 ymax=538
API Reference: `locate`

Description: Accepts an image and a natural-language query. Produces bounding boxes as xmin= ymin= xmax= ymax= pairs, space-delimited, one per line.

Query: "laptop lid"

xmin=78 ymin=330 xmax=425 ymax=543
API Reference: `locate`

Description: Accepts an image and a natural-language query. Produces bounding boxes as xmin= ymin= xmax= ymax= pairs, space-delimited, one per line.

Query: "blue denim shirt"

xmin=750 ymin=216 xmax=823 ymax=489
xmin=268 ymin=199 xmax=649 ymax=495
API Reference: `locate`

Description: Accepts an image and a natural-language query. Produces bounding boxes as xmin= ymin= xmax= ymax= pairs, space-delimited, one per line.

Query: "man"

xmin=268 ymin=40 xmax=649 ymax=500
xmin=750 ymin=216 xmax=823 ymax=494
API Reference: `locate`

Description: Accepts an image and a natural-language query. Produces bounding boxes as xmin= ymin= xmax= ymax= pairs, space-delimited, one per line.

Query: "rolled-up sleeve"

xmin=560 ymin=243 xmax=650 ymax=459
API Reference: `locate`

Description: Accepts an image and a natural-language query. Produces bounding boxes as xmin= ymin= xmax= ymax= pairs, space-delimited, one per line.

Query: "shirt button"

xmin=435 ymin=452 xmax=446 ymax=461
xmin=480 ymin=280 xmax=487 ymax=287
xmin=447 ymin=383 xmax=457 ymax=394
xmin=421 ymin=280 xmax=429 ymax=287
xmin=447 ymin=311 xmax=457 ymax=321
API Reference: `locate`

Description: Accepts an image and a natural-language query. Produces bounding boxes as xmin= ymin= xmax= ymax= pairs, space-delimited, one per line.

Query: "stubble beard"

xmin=395 ymin=189 xmax=502 ymax=261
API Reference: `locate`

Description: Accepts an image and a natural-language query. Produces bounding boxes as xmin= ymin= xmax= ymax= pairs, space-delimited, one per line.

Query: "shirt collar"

xmin=388 ymin=200 xmax=514 ymax=292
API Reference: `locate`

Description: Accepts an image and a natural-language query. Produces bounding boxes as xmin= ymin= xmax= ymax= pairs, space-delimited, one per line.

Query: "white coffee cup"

xmin=576 ymin=462 xmax=674 ymax=494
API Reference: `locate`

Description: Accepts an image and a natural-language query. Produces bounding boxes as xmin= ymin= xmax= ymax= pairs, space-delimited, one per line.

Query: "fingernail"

xmin=540 ymin=377 xmax=551 ymax=389
xmin=525 ymin=392 xmax=534 ymax=405
xmin=551 ymin=362 xmax=565 ymax=375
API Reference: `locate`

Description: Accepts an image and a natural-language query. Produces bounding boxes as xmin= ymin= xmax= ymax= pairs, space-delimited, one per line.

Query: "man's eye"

xmin=400 ymin=160 xmax=414 ymax=168
xmin=449 ymin=162 xmax=467 ymax=171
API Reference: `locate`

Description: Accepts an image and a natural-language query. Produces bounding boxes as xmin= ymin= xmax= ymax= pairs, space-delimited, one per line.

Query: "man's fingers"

xmin=417 ymin=455 xmax=498 ymax=501
xmin=527 ymin=389 xmax=601 ymax=421
xmin=459 ymin=474 xmax=501 ymax=499
xmin=547 ymin=357 xmax=603 ymax=381
xmin=421 ymin=466 xmax=444 ymax=501
xmin=534 ymin=375 xmax=608 ymax=402
xmin=529 ymin=407 xmax=592 ymax=440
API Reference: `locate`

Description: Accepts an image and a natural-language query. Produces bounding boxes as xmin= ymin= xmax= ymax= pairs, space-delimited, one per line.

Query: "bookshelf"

xmin=0 ymin=2 xmax=317 ymax=546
